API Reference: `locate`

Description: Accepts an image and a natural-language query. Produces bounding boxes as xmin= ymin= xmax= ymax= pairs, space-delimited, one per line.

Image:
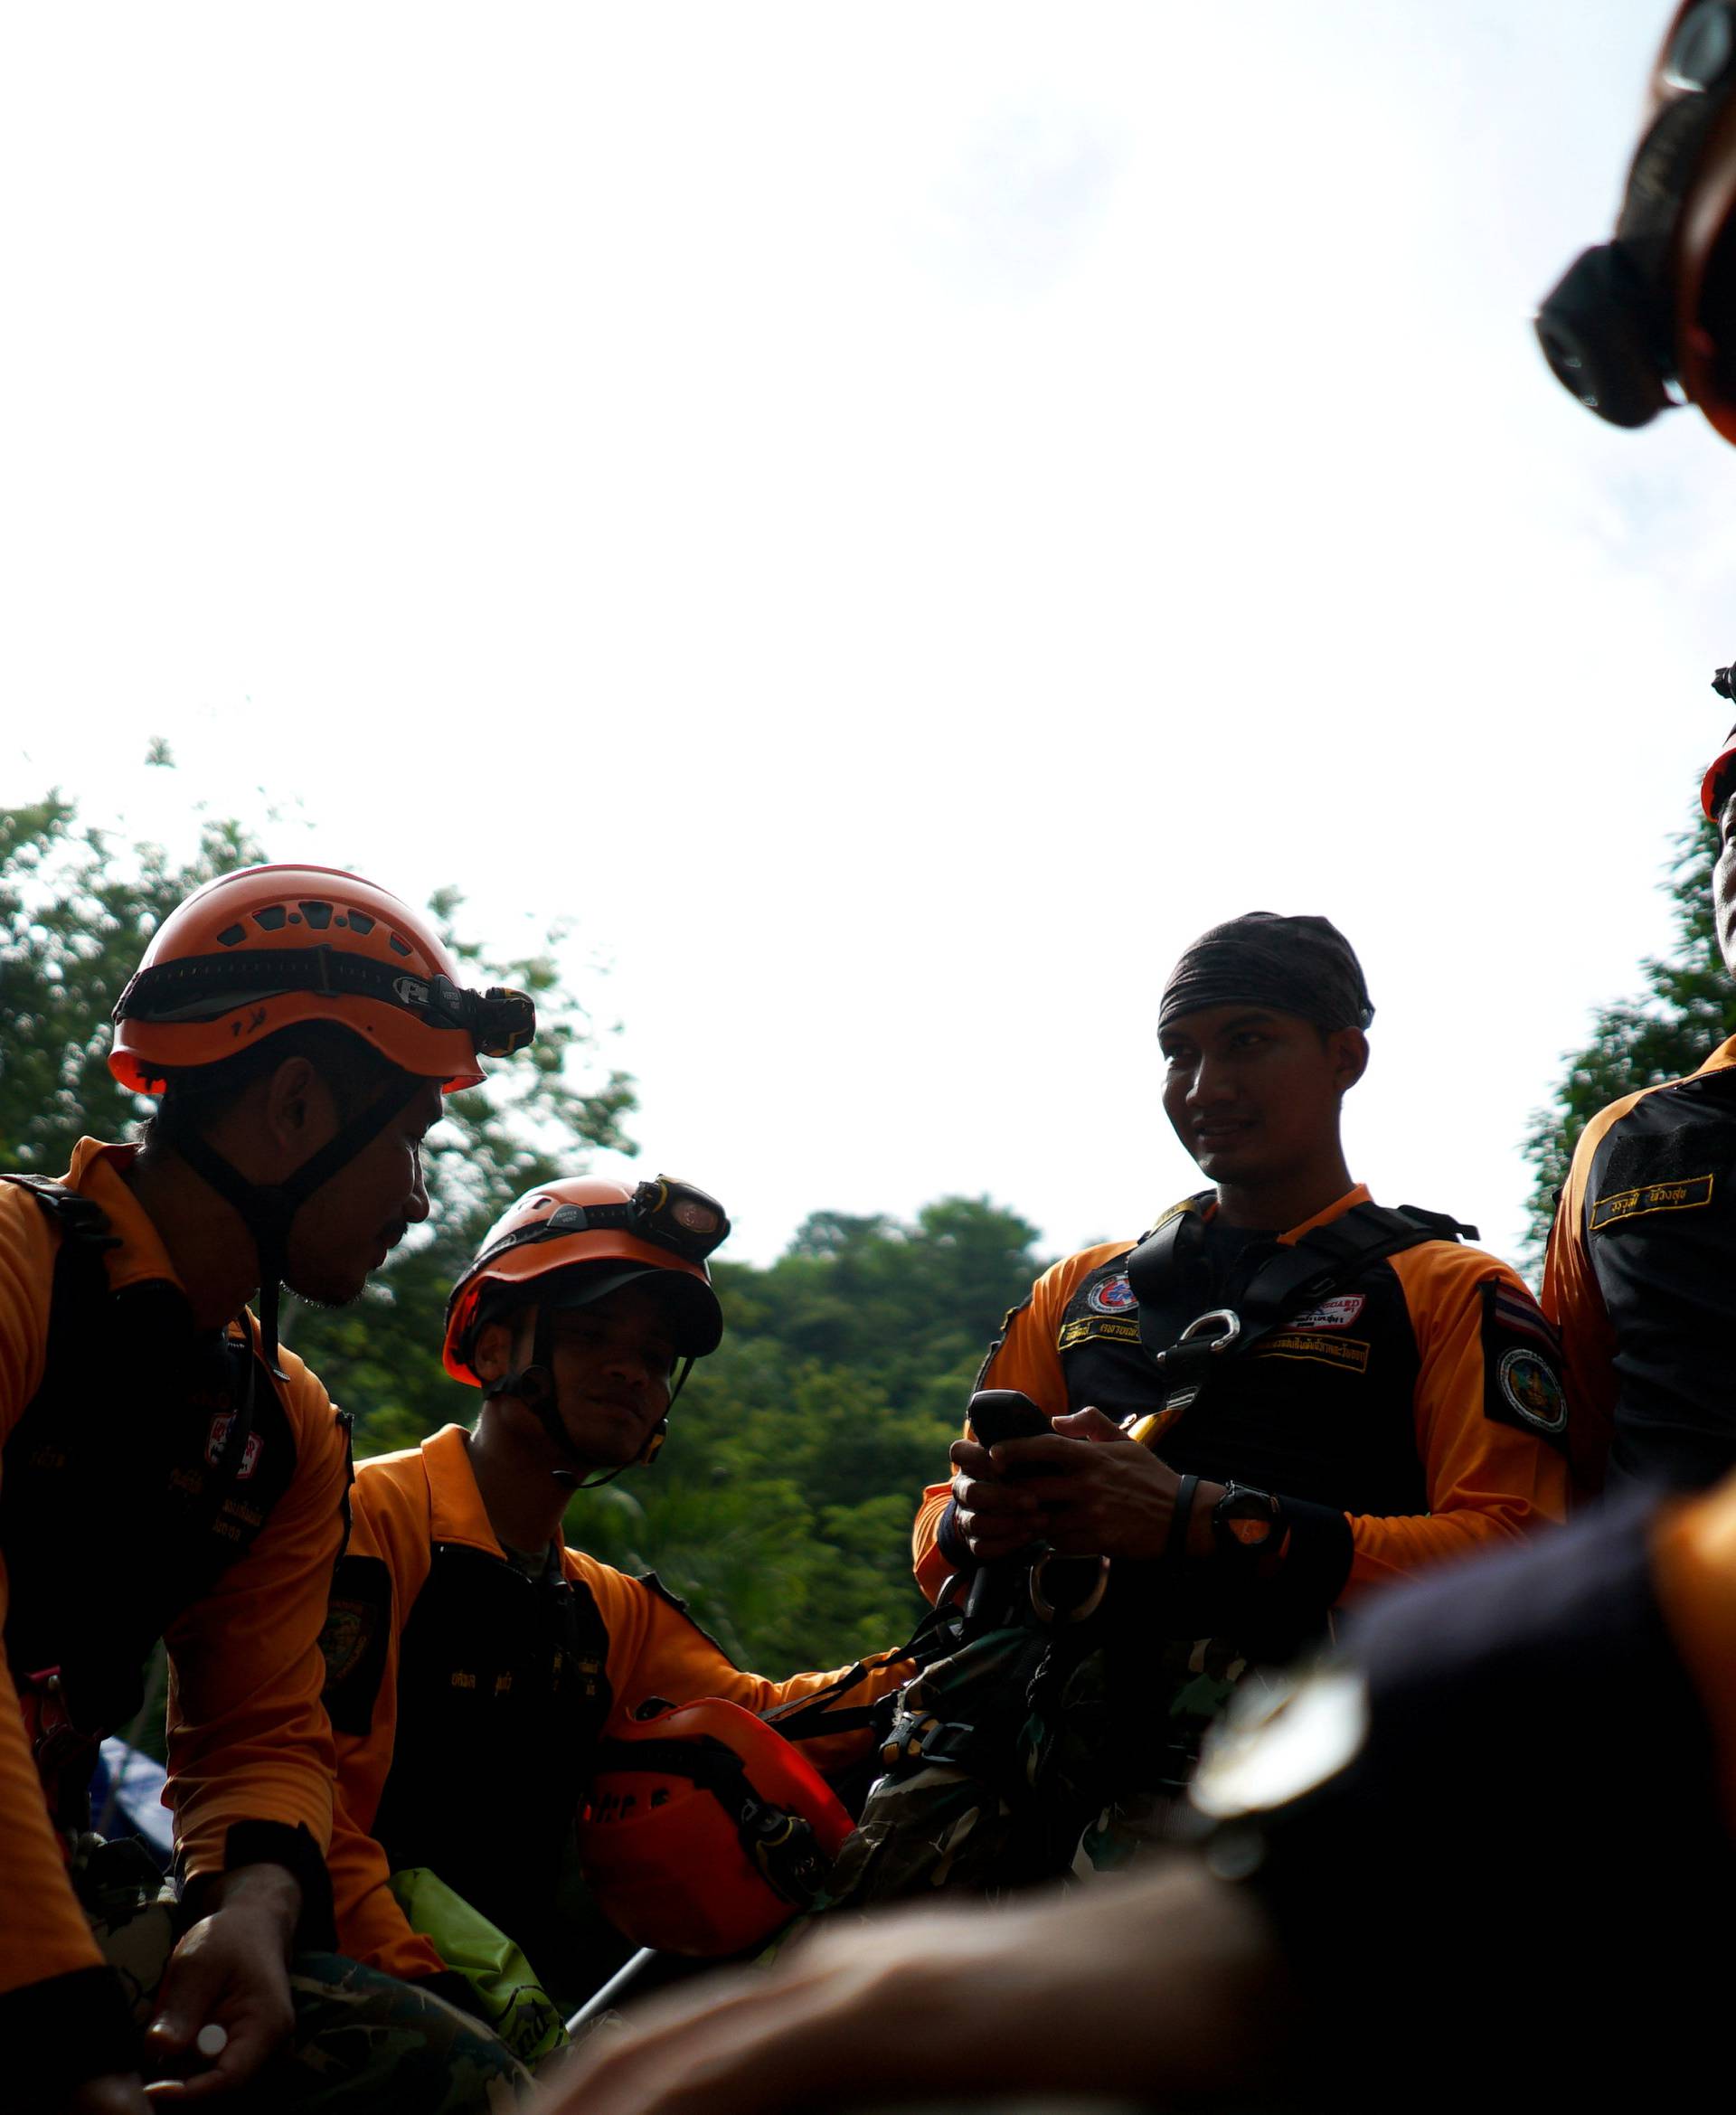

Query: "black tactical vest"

xmin=1580 ymin=1063 xmax=1736 ymax=1489
xmin=0 ymin=1182 xmax=297 ymax=1736
xmin=1051 ymin=1233 xmax=1430 ymax=1520
xmin=365 ymin=1542 xmax=615 ymax=1978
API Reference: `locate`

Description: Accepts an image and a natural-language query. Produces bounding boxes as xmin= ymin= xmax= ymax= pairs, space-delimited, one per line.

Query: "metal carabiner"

xmin=1028 ymin=1552 xmax=1111 ymax=1627
xmin=1176 ymin=1308 xmax=1242 ymax=1353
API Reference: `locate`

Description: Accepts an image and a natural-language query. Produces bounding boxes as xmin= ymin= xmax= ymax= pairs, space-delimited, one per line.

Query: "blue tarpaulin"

xmin=90 ymin=1737 xmax=174 ymax=1865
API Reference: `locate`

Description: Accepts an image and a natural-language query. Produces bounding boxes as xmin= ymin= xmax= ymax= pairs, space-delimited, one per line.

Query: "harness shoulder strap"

xmin=1124 ymin=1192 xmax=1214 ymax=1319
xmin=0 ymin=1172 xmax=121 ymax=1263
xmin=1235 ymin=1201 xmax=1478 ymax=1331
xmin=1131 ymin=1196 xmax=1477 ymax=1431
xmin=0 ymin=1174 xmax=119 ymax=1406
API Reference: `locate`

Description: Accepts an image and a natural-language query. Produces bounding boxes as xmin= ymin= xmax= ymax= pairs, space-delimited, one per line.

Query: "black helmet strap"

xmin=157 ymin=1073 xmax=428 ymax=1374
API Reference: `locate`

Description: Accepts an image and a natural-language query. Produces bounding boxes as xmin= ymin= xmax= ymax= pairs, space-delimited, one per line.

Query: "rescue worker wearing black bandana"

xmin=912 ymin=911 xmax=1574 ymax=1797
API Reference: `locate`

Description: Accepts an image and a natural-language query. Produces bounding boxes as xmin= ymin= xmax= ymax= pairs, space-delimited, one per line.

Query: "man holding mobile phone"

xmin=913 ymin=911 xmax=1571 ymax=1799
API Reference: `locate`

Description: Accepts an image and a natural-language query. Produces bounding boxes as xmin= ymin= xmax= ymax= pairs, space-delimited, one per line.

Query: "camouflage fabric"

xmin=824 ymin=1607 xmax=1110 ymax=1909
xmin=824 ymin=1585 xmax=1260 ymax=1908
xmin=274 ymin=1953 xmax=532 ymax=2111
xmin=72 ymin=1836 xmax=532 ymax=2109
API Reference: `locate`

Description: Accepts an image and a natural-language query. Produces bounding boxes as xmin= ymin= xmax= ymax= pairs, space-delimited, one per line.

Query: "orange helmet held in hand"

xmin=576 ymin=1698 xmax=856 ymax=1957
xmin=1537 ymin=3 xmax=1736 ymax=439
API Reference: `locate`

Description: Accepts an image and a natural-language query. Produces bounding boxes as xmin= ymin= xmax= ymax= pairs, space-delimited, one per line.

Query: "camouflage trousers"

xmin=77 ymin=1833 xmax=533 ymax=2110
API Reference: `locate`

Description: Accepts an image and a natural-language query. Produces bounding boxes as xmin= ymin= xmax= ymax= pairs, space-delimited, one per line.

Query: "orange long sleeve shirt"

xmin=914 ymin=1185 xmax=1571 ymax=1605
xmin=326 ymin=1424 xmax=911 ymax=1985
xmin=0 ymin=1142 xmax=350 ymax=2046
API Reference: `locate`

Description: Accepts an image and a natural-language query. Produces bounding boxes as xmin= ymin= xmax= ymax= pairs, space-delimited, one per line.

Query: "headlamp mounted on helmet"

xmin=113 ymin=947 xmax=536 ymax=1060
xmin=1535 ymin=2 xmax=1736 ymax=429
xmin=468 ymin=1176 xmax=731 ymax=1275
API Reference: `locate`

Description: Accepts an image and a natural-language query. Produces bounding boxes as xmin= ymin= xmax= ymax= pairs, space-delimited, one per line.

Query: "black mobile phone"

xmin=966 ymin=1388 xmax=1052 ymax=1451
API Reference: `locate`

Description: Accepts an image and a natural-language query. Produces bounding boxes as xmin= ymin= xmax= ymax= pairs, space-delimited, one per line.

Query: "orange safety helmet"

xmin=110 ymin=863 xmax=534 ymax=1096
xmin=443 ymin=1175 xmax=727 ymax=1385
xmin=1536 ymin=3 xmax=1736 ymax=441
xmin=576 ymin=1698 xmax=856 ymax=1957
xmin=108 ymin=863 xmax=534 ymax=1372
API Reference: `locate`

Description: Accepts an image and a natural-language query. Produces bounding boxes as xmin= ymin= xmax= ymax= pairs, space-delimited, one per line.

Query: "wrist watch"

xmin=1211 ymin=1480 xmax=1281 ymax=1564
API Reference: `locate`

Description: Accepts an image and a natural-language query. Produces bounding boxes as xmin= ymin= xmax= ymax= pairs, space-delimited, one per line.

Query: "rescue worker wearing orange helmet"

xmin=319 ymin=1175 xmax=910 ymax=2043
xmin=0 ymin=863 xmax=536 ymax=2112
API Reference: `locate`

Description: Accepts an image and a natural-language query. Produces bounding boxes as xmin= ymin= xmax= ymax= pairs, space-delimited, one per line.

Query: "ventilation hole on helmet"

xmin=389 ymin=933 xmax=413 ymax=957
xmin=216 ymin=923 xmax=246 ymax=948
xmin=254 ymin=905 xmax=288 ymax=930
xmin=288 ymin=913 xmax=302 ymax=924
xmin=345 ymin=910 xmax=375 ymax=935
xmin=651 ymin=1788 xmax=672 ymax=1808
xmin=332 ymin=915 xmax=348 ymax=929
xmin=298 ymin=901 xmax=333 ymax=930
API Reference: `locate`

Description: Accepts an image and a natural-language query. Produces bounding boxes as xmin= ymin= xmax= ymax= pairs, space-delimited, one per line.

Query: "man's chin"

xmin=281 ymin=1270 xmax=370 ymax=1313
xmin=555 ymin=1417 xmax=648 ymax=1471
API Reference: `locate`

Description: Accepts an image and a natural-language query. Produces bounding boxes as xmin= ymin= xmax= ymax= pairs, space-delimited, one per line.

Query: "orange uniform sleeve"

xmin=161 ymin=1343 xmax=352 ymax=1882
xmin=0 ymin=1190 xmax=110 ymax=2003
xmin=580 ymin=1561 xmax=911 ymax=1779
xmin=1343 ymin=1247 xmax=1570 ymax=1598
xmin=1650 ymin=1469 xmax=1736 ymax=1836
xmin=911 ymin=1257 xmax=1094 ymax=1603
xmin=324 ymin=1453 xmax=445 ymax=1984
xmin=1540 ymin=1116 xmax=1620 ymax=1495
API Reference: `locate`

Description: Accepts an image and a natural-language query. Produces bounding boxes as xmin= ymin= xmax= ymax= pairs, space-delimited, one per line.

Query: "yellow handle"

xmin=1125 ymin=1407 xmax=1179 ymax=1451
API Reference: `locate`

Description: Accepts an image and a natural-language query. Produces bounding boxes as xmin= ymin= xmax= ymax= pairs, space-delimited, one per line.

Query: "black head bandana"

xmin=1158 ymin=912 xmax=1374 ymax=1034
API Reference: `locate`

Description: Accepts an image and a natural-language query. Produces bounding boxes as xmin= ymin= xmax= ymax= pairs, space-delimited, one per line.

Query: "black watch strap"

xmin=1166 ymin=1473 xmax=1202 ymax=1568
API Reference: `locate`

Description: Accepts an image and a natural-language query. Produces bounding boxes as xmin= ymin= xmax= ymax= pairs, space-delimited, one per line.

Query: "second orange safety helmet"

xmin=443 ymin=1175 xmax=728 ymax=1385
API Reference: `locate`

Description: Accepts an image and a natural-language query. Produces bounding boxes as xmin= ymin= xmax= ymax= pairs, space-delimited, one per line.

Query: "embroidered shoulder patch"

xmin=1059 ymin=1316 xmax=1140 ymax=1350
xmin=1589 ymin=1173 xmax=1713 ymax=1233
xmin=1257 ymin=1333 xmax=1371 ymax=1374
xmin=1480 ymin=1281 xmax=1569 ymax=1450
xmin=318 ymin=1553 xmax=392 ymax=1736
xmin=1087 ymin=1272 xmax=1137 ymax=1316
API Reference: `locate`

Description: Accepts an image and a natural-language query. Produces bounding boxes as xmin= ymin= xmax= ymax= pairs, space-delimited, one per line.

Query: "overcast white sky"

xmin=4 ymin=2 xmax=1731 ymax=1271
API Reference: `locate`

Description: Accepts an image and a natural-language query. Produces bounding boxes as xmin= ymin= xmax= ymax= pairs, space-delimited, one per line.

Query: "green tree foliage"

xmin=0 ymin=796 xmax=262 ymax=1169
xmin=1521 ymin=815 xmax=1736 ymax=1264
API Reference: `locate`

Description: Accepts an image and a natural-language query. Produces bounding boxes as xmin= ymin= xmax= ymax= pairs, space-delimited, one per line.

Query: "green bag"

xmin=387 ymin=1867 xmax=568 ymax=2068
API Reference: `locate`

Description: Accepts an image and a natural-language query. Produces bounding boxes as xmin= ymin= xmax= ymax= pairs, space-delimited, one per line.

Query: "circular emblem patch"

xmin=1498 ymin=1347 xmax=1568 ymax=1434
xmin=1088 ymin=1273 xmax=1137 ymax=1316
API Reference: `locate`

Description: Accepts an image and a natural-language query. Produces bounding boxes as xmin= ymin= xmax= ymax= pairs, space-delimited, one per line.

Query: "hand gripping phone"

xmin=966 ymin=1387 xmax=1052 ymax=1466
